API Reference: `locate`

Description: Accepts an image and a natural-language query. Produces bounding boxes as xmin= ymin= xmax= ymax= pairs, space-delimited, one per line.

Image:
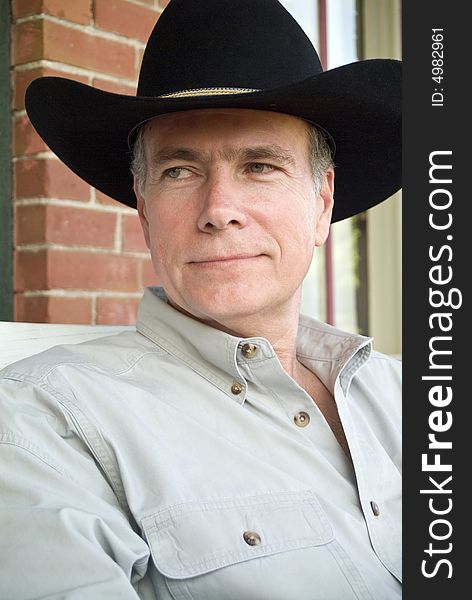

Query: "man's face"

xmin=135 ymin=108 xmax=334 ymax=328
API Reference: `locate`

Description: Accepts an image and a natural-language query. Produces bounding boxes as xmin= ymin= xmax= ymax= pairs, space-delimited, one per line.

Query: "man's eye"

xmin=249 ymin=163 xmax=274 ymax=174
xmin=165 ymin=167 xmax=191 ymax=179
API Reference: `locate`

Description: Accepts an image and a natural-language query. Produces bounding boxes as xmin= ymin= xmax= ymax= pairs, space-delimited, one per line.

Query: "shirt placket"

xmin=235 ymin=339 xmax=355 ymax=481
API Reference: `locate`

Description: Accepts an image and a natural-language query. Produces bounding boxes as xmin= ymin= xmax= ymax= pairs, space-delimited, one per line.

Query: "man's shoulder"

xmin=0 ymin=329 xmax=163 ymax=385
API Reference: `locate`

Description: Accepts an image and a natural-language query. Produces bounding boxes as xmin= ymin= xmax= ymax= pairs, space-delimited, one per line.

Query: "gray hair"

xmin=130 ymin=125 xmax=148 ymax=196
xmin=306 ymin=124 xmax=335 ymax=194
xmin=130 ymin=119 xmax=334 ymax=196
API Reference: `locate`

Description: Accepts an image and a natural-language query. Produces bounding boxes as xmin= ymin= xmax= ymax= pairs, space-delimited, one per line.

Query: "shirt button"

xmin=294 ymin=411 xmax=310 ymax=427
xmin=243 ymin=531 xmax=261 ymax=546
xmin=241 ymin=343 xmax=258 ymax=358
xmin=370 ymin=501 xmax=381 ymax=516
xmin=231 ymin=382 xmax=243 ymax=395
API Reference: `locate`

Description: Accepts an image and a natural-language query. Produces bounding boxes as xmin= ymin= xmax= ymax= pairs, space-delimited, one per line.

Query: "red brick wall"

xmin=11 ymin=0 xmax=168 ymax=324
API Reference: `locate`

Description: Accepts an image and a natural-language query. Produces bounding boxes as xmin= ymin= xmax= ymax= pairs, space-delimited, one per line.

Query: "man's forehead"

xmin=141 ymin=108 xmax=311 ymax=160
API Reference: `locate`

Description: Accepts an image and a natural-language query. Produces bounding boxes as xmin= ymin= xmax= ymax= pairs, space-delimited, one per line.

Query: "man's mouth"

xmin=190 ymin=254 xmax=263 ymax=265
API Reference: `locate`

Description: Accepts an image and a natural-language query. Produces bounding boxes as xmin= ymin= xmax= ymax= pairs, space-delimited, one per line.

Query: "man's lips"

xmin=189 ymin=254 xmax=264 ymax=265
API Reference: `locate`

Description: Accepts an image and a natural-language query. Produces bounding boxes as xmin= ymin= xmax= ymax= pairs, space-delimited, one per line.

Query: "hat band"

xmin=158 ymin=86 xmax=261 ymax=98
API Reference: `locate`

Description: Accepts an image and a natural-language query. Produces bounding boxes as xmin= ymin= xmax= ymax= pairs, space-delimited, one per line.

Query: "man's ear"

xmin=314 ymin=169 xmax=334 ymax=247
xmin=134 ymin=179 xmax=151 ymax=249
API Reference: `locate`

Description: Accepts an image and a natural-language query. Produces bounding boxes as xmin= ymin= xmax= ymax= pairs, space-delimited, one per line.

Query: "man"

xmin=0 ymin=1 xmax=401 ymax=598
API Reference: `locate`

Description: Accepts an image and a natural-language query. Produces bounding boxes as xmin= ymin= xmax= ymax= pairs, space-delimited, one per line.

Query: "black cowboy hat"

xmin=25 ymin=0 xmax=401 ymax=222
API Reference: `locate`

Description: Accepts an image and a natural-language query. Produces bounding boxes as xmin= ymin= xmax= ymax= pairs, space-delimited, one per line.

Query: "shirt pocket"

xmin=141 ymin=490 xmax=374 ymax=600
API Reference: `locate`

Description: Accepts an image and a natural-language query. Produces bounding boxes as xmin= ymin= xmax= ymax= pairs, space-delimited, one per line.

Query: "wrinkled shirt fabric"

xmin=0 ymin=287 xmax=401 ymax=599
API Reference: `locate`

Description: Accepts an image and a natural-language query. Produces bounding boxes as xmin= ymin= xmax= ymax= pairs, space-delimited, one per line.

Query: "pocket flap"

xmin=141 ymin=490 xmax=333 ymax=578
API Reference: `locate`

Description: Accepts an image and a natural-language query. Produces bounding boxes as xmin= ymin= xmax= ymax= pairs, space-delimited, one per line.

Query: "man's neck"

xmin=167 ymin=292 xmax=303 ymax=379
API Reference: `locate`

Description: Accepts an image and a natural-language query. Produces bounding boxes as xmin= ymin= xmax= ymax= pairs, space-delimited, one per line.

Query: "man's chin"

xmin=171 ymin=289 xmax=272 ymax=329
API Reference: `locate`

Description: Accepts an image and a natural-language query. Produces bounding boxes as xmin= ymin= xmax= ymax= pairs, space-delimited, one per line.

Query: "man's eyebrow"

xmin=231 ymin=145 xmax=296 ymax=166
xmin=149 ymin=147 xmax=206 ymax=167
xmin=149 ymin=145 xmax=297 ymax=168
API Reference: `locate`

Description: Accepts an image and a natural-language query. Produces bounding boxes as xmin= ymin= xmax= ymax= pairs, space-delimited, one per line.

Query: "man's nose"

xmin=197 ymin=171 xmax=248 ymax=232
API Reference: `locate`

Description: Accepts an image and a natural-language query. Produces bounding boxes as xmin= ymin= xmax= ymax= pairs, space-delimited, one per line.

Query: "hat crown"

xmin=137 ymin=0 xmax=322 ymax=97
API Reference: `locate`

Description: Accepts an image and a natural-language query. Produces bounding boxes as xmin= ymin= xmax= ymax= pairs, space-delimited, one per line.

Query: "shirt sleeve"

xmin=0 ymin=376 xmax=151 ymax=599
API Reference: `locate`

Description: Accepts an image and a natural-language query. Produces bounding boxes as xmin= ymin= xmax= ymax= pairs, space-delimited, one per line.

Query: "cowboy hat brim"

xmin=25 ymin=58 xmax=401 ymax=223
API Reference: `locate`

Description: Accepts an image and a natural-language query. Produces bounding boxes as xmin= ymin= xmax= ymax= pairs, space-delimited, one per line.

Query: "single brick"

xmin=12 ymin=0 xmax=42 ymax=19
xmin=15 ymin=249 xmax=48 ymax=291
xmin=14 ymin=19 xmax=136 ymax=78
xmin=15 ymin=203 xmax=117 ymax=248
xmin=13 ymin=20 xmax=43 ymax=65
xmin=14 ymin=204 xmax=46 ymax=245
xmin=15 ymin=293 xmax=92 ymax=323
xmin=42 ymin=19 xmax=136 ymax=78
xmin=94 ymin=0 xmax=159 ymax=43
xmin=47 ymin=250 xmax=139 ymax=291
xmin=13 ymin=0 xmax=92 ymax=25
xmin=14 ymin=159 xmax=91 ymax=201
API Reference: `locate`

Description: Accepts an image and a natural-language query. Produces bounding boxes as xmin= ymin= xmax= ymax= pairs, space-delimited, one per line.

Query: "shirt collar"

xmin=137 ymin=287 xmax=372 ymax=402
xmin=296 ymin=314 xmax=372 ymax=395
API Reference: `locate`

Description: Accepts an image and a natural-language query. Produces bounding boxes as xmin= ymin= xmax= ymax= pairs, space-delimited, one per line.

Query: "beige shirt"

xmin=0 ymin=287 xmax=401 ymax=599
